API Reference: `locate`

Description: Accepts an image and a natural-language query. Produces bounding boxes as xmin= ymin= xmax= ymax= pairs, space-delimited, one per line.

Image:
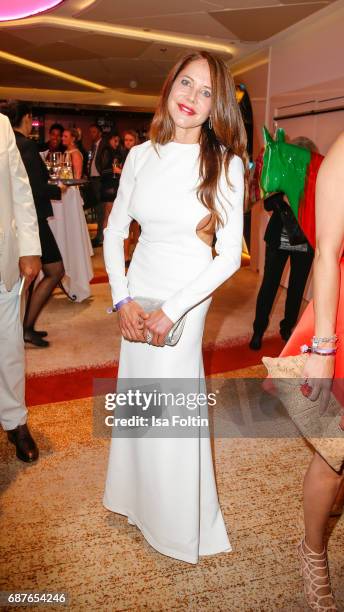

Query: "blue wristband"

xmin=114 ymin=296 xmax=133 ymax=311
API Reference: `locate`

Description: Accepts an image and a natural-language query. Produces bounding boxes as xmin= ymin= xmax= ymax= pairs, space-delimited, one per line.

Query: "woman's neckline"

xmin=168 ymin=140 xmax=200 ymax=147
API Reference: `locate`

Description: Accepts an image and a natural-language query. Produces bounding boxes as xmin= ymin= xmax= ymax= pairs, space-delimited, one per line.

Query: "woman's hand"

xmin=144 ymin=309 xmax=174 ymax=347
xmin=118 ymin=301 xmax=149 ymax=342
xmin=303 ymin=353 xmax=344 ymax=428
xmin=58 ymin=181 xmax=69 ymax=194
xmin=302 ymin=353 xmax=336 ymax=414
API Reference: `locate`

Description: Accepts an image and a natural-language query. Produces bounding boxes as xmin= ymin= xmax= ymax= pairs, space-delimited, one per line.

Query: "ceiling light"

xmin=0 ymin=49 xmax=106 ymax=90
xmin=0 ymin=0 xmax=64 ymax=22
xmin=0 ymin=15 xmax=235 ymax=55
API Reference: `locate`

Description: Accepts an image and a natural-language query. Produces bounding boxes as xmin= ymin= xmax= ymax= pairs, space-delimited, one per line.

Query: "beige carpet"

xmin=1 ymin=369 xmax=343 ymax=611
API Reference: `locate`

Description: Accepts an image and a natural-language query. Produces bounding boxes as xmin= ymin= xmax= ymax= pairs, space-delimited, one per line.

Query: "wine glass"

xmin=51 ymin=152 xmax=62 ymax=180
xmin=113 ymin=158 xmax=122 ymax=176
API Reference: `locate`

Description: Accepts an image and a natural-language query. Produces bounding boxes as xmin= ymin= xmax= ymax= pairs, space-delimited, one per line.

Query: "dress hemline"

xmin=103 ymin=500 xmax=232 ymax=564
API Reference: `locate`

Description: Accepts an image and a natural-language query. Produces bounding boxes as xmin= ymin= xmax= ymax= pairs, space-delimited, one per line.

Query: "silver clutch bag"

xmin=133 ymin=296 xmax=186 ymax=346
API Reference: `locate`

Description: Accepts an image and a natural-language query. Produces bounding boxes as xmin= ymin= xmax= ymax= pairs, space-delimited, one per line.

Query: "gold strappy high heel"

xmin=298 ymin=539 xmax=337 ymax=611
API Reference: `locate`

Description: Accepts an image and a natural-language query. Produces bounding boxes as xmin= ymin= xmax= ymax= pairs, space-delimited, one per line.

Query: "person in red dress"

xmin=281 ymin=133 xmax=344 ymax=611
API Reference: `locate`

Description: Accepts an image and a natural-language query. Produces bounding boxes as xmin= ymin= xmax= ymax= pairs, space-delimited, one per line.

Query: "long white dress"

xmin=103 ymin=140 xmax=244 ymax=564
xmin=49 ymin=187 xmax=93 ymax=302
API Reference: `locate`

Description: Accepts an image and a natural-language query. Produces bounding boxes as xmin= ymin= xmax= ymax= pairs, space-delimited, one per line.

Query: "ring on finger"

xmin=146 ymin=330 xmax=153 ymax=344
xmin=301 ymin=379 xmax=312 ymax=396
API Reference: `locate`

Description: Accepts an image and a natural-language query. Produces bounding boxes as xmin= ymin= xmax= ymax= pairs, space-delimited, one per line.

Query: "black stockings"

xmin=24 ymin=261 xmax=64 ymax=330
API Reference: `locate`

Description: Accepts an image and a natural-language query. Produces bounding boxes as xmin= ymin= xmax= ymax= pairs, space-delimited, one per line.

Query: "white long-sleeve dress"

xmin=103 ymin=139 xmax=244 ymax=564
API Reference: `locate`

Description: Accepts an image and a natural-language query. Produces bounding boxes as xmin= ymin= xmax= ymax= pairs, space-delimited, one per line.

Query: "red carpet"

xmin=90 ymin=274 xmax=108 ymax=284
xmin=26 ymin=335 xmax=284 ymax=406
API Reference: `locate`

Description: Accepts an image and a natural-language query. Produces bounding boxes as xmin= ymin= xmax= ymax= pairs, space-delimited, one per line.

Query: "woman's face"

xmin=110 ymin=135 xmax=120 ymax=149
xmin=62 ymin=131 xmax=72 ymax=147
xmin=124 ymin=133 xmax=136 ymax=150
xmin=167 ymin=59 xmax=212 ymax=133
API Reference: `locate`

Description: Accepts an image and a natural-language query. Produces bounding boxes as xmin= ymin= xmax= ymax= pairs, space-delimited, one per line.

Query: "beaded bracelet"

xmin=300 ymin=344 xmax=337 ymax=356
xmin=311 ymin=335 xmax=338 ymax=347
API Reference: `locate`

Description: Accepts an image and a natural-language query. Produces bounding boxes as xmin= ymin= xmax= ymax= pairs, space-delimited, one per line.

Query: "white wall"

xmin=238 ymin=1 xmax=344 ymax=295
xmin=268 ymin=1 xmax=344 ymax=154
xmin=268 ymin=2 xmax=344 ymax=99
xmin=274 ymin=100 xmax=344 ymax=157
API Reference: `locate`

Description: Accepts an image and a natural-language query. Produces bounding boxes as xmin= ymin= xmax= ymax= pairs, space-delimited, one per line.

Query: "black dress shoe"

xmin=33 ymin=329 xmax=48 ymax=338
xmin=249 ymin=333 xmax=262 ymax=350
xmin=24 ymin=329 xmax=50 ymax=348
xmin=7 ymin=423 xmax=39 ymax=463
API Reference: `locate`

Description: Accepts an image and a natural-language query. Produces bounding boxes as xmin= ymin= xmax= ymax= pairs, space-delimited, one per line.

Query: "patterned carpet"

xmin=1 ymin=368 xmax=343 ymax=611
xmin=3 ymin=253 xmax=341 ymax=610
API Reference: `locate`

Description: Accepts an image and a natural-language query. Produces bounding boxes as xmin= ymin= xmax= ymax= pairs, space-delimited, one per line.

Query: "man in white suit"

xmin=0 ymin=112 xmax=42 ymax=462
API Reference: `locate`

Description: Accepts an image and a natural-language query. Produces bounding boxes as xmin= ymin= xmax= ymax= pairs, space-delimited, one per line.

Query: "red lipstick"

xmin=178 ymin=103 xmax=195 ymax=116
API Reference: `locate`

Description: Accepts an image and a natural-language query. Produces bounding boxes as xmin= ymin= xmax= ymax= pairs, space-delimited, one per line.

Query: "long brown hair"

xmin=150 ymin=51 xmax=248 ymax=227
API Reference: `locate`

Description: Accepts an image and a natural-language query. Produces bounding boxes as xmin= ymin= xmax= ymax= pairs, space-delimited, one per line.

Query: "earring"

xmin=208 ymin=116 xmax=212 ymax=130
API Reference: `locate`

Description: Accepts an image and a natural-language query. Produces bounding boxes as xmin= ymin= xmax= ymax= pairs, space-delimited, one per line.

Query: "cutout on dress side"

xmin=196 ymin=213 xmax=215 ymax=247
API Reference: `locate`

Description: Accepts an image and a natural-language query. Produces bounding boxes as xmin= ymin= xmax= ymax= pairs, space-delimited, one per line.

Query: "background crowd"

xmin=0 ymin=100 xmax=143 ymax=348
xmin=38 ymin=121 xmax=142 ymax=248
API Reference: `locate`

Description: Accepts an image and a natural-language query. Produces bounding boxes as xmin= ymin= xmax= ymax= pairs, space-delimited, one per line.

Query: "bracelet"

xmin=301 ymin=344 xmax=337 ymax=356
xmin=312 ymin=335 xmax=338 ymax=347
xmin=106 ymin=297 xmax=133 ymax=313
xmin=114 ymin=296 xmax=133 ymax=311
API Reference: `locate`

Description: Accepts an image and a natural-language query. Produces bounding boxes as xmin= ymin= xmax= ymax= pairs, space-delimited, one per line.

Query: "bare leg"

xmin=24 ymin=261 xmax=64 ymax=331
xmin=304 ymin=452 xmax=343 ymax=552
xmin=299 ymin=452 xmax=343 ymax=610
xmin=331 ymin=478 xmax=344 ymax=515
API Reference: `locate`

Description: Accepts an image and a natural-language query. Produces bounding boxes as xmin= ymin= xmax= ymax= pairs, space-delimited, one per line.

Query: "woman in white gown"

xmin=48 ymin=129 xmax=93 ymax=302
xmin=103 ymin=51 xmax=247 ymax=563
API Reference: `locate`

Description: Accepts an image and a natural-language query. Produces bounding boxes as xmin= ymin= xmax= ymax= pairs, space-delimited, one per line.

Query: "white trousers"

xmin=0 ymin=279 xmax=27 ymax=430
